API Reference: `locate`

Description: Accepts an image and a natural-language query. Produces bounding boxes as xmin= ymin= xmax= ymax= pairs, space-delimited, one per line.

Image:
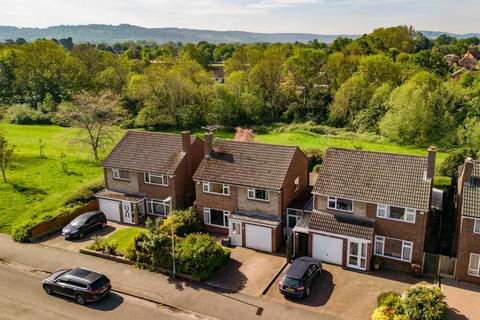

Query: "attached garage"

xmin=245 ymin=224 xmax=272 ymax=252
xmin=98 ymin=198 xmax=121 ymax=222
xmin=312 ymin=233 xmax=343 ymax=265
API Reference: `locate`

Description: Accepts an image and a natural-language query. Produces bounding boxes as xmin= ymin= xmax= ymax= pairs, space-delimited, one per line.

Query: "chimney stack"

xmin=204 ymin=132 xmax=213 ymax=158
xmin=181 ymin=131 xmax=191 ymax=153
xmin=426 ymin=146 xmax=436 ymax=181
xmin=463 ymin=158 xmax=474 ymax=187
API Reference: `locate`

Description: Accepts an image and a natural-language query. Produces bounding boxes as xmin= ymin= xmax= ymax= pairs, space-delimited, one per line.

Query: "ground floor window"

xmin=468 ymin=253 xmax=480 ymax=276
xmin=137 ymin=200 xmax=146 ymax=217
xmin=374 ymin=236 xmax=412 ymax=262
xmin=204 ymin=208 xmax=229 ymax=227
xmin=147 ymin=199 xmax=171 ymax=216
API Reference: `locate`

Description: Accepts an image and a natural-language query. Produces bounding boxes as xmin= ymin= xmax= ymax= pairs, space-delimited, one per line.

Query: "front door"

xmin=347 ymin=241 xmax=367 ymax=270
xmin=122 ymin=201 xmax=133 ymax=224
xmin=287 ymin=213 xmax=300 ymax=237
xmin=229 ymin=221 xmax=242 ymax=246
xmin=298 ymin=233 xmax=309 ymax=257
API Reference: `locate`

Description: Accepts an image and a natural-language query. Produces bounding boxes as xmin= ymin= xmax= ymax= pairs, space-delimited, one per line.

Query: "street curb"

xmin=260 ymin=260 xmax=289 ymax=296
xmin=79 ymin=248 xmax=134 ymax=265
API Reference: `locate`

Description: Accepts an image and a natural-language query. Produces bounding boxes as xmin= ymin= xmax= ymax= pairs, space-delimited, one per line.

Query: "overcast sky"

xmin=2 ymin=0 xmax=478 ymax=34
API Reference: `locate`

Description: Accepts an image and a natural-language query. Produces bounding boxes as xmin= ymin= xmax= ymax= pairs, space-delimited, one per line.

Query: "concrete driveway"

xmin=265 ymin=263 xmax=429 ymax=320
xmin=207 ymin=246 xmax=287 ymax=296
xmin=40 ymin=221 xmax=129 ymax=252
xmin=442 ymin=278 xmax=480 ymax=320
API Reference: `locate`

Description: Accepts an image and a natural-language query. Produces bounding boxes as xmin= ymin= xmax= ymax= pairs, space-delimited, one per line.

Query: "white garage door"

xmin=245 ymin=224 xmax=272 ymax=252
xmin=312 ymin=234 xmax=343 ymax=265
xmin=98 ymin=198 xmax=121 ymax=222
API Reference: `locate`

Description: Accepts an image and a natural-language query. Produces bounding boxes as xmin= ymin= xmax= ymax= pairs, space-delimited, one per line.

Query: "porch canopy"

xmin=229 ymin=209 xmax=282 ymax=227
xmin=95 ymin=189 xmax=145 ymax=202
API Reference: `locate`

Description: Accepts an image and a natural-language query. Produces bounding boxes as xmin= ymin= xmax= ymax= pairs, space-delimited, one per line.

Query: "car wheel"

xmin=75 ymin=294 xmax=86 ymax=305
xmin=43 ymin=284 xmax=53 ymax=294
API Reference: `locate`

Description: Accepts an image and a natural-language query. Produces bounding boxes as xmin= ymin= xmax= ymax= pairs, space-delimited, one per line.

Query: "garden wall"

xmin=30 ymin=200 xmax=98 ymax=239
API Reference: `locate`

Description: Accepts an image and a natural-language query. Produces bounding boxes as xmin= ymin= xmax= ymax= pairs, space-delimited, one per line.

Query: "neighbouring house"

xmin=192 ymin=133 xmax=309 ymax=253
xmin=454 ymin=159 xmax=480 ymax=285
xmin=95 ymin=130 xmax=204 ymax=224
xmin=458 ymin=49 xmax=480 ymax=70
xmin=293 ymin=147 xmax=436 ymax=272
xmin=444 ymin=54 xmax=460 ymax=67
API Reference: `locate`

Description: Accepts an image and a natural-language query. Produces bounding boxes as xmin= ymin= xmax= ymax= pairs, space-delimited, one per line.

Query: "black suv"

xmin=62 ymin=211 xmax=107 ymax=239
xmin=42 ymin=267 xmax=111 ymax=304
xmin=279 ymin=256 xmax=322 ymax=298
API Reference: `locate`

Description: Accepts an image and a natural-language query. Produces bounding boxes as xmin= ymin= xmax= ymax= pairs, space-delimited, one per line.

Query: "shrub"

xmin=11 ymin=220 xmax=36 ymax=242
xmin=433 ymin=176 xmax=452 ymax=191
xmin=7 ymin=104 xmax=51 ymax=124
xmin=63 ymin=181 xmax=104 ymax=206
xmin=377 ymin=291 xmax=403 ymax=314
xmin=402 ymin=285 xmax=446 ymax=320
xmin=312 ymin=164 xmax=321 ymax=173
xmin=88 ymin=236 xmax=118 ymax=255
xmin=304 ymin=148 xmax=324 ymax=171
xmin=371 ymin=306 xmax=408 ymax=320
xmin=149 ymin=207 xmax=203 ymax=237
xmin=439 ymin=148 xmax=477 ymax=178
xmin=176 ymin=233 xmax=230 ymax=280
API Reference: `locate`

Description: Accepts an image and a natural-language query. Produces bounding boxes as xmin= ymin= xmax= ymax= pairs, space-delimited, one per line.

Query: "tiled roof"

xmin=462 ymin=161 xmax=480 ymax=218
xmin=313 ymin=148 xmax=432 ymax=210
xmin=308 ymin=210 xmax=375 ymax=240
xmin=193 ymin=139 xmax=299 ymax=190
xmin=102 ymin=130 xmax=195 ymax=175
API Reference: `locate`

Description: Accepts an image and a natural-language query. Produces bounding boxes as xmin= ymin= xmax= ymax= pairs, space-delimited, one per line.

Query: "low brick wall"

xmin=30 ymin=200 xmax=98 ymax=240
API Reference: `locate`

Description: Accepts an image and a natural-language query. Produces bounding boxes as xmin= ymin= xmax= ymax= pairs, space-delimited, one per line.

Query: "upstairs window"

xmin=112 ymin=169 xmax=129 ymax=180
xmin=203 ymin=182 xmax=230 ymax=195
xmin=247 ymin=188 xmax=270 ymax=201
xmin=377 ymin=204 xmax=416 ymax=223
xmin=474 ymin=219 xmax=480 ymax=234
xmin=144 ymin=173 xmax=168 ymax=186
xmin=328 ymin=196 xmax=353 ymax=212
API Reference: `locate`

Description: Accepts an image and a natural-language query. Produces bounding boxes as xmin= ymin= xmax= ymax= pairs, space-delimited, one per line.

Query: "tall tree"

xmin=0 ymin=132 xmax=15 ymax=183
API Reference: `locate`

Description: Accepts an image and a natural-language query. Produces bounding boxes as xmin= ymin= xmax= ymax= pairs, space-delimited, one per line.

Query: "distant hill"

xmin=0 ymin=24 xmax=478 ymax=44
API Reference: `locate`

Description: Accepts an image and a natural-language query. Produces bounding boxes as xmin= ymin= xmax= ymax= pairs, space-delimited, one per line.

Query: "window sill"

xmin=205 ymin=223 xmax=228 ymax=229
xmin=247 ymin=197 xmax=270 ymax=203
xmin=376 ymin=215 xmax=415 ymax=224
xmin=145 ymin=182 xmax=169 ymax=187
xmin=374 ymin=253 xmax=411 ymax=263
xmin=113 ymin=178 xmax=130 ymax=182
xmin=327 ymin=206 xmax=353 ymax=213
xmin=203 ymin=191 xmax=230 ymax=197
xmin=467 ymin=271 xmax=480 ymax=277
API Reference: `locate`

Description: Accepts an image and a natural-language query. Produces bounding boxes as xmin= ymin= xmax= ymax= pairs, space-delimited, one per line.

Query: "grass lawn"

xmin=104 ymin=227 xmax=145 ymax=255
xmin=0 ymin=122 xmax=118 ymax=234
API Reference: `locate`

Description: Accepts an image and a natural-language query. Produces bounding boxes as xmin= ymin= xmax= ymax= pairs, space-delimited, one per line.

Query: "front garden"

xmin=88 ymin=208 xmax=231 ymax=280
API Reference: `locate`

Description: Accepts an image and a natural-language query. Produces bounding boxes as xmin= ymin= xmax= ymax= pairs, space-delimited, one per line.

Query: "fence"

xmin=423 ymin=252 xmax=456 ymax=278
xmin=30 ymin=200 xmax=98 ymax=240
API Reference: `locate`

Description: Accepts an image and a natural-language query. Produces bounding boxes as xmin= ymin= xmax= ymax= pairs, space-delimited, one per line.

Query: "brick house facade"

xmin=193 ymin=133 xmax=309 ymax=253
xmin=96 ymin=130 xmax=203 ymax=224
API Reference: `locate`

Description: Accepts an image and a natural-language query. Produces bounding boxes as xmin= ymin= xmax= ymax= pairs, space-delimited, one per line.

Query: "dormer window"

xmin=328 ymin=196 xmax=353 ymax=212
xmin=112 ymin=169 xmax=129 ymax=180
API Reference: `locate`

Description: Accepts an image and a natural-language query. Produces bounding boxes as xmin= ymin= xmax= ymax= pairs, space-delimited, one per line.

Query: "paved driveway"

xmin=207 ymin=246 xmax=287 ymax=296
xmin=442 ymin=278 xmax=480 ymax=320
xmin=40 ymin=221 xmax=129 ymax=252
xmin=265 ymin=263 xmax=428 ymax=320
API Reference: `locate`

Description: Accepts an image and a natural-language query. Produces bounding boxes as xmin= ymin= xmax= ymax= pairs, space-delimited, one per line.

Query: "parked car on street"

xmin=279 ymin=256 xmax=321 ymax=298
xmin=42 ymin=267 xmax=111 ymax=304
xmin=62 ymin=211 xmax=107 ymax=240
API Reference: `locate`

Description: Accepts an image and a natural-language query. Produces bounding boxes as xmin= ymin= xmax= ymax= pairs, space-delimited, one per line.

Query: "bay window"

xmin=328 ymin=196 xmax=353 ymax=212
xmin=374 ymin=236 xmax=413 ymax=262
xmin=147 ymin=199 xmax=171 ymax=216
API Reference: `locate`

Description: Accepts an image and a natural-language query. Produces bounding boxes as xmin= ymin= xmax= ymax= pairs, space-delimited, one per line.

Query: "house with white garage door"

xmin=95 ymin=130 xmax=204 ymax=224
xmin=293 ymin=147 xmax=436 ymax=272
xmin=193 ymin=133 xmax=309 ymax=253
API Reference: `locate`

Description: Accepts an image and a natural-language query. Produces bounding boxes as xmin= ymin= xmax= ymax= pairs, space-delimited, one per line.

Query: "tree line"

xmin=1 ymin=25 xmax=479 ymax=150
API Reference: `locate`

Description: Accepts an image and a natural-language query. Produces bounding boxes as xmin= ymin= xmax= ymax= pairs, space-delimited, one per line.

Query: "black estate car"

xmin=62 ymin=211 xmax=107 ymax=239
xmin=279 ymin=256 xmax=322 ymax=298
xmin=42 ymin=267 xmax=111 ymax=304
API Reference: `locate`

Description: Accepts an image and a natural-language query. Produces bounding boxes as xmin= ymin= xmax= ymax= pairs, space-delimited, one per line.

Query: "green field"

xmin=0 ymin=122 xmax=449 ymax=235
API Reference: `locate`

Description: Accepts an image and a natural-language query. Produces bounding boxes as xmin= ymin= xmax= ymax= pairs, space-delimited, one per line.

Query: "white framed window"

xmin=203 ymin=208 xmax=229 ymax=228
xmin=376 ymin=204 xmax=416 ymax=223
xmin=202 ymin=182 xmax=230 ymax=195
xmin=474 ymin=219 xmax=480 ymax=234
xmin=112 ymin=168 xmax=129 ymax=180
xmin=374 ymin=236 xmax=413 ymax=262
xmin=147 ymin=199 xmax=171 ymax=216
xmin=247 ymin=188 xmax=270 ymax=201
xmin=294 ymin=177 xmax=300 ymax=192
xmin=327 ymin=196 xmax=353 ymax=212
xmin=144 ymin=172 xmax=168 ymax=186
xmin=468 ymin=253 xmax=480 ymax=276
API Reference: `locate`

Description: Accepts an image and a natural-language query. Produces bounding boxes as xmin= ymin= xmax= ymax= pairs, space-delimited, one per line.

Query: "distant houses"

xmin=445 ymin=46 xmax=480 ymax=79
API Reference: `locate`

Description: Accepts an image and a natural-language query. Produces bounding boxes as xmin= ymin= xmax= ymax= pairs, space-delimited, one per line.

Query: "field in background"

xmin=0 ymin=122 xmax=449 ymax=234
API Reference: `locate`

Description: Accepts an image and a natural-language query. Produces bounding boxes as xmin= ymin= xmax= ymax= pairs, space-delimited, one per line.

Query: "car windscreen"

xmin=281 ymin=276 xmax=301 ymax=287
xmin=70 ymin=215 xmax=89 ymax=227
xmin=90 ymin=276 xmax=109 ymax=290
xmin=52 ymin=269 xmax=70 ymax=280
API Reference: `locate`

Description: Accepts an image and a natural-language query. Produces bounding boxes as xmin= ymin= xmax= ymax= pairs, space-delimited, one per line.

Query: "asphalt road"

xmin=0 ymin=262 xmax=208 ymax=320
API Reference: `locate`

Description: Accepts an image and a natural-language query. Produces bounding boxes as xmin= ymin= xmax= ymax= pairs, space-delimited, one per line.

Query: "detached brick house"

xmin=193 ymin=133 xmax=309 ymax=253
xmin=95 ymin=130 xmax=203 ymax=224
xmin=455 ymin=159 xmax=480 ymax=284
xmin=293 ymin=147 xmax=436 ymax=272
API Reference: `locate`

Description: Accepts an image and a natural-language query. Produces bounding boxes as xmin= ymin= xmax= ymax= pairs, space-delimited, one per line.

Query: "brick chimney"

xmin=204 ymin=132 xmax=213 ymax=158
xmin=463 ymin=158 xmax=474 ymax=187
xmin=181 ymin=131 xmax=191 ymax=153
xmin=426 ymin=146 xmax=436 ymax=181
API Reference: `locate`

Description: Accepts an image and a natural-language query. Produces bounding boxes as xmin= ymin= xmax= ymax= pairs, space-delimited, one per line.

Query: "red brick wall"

xmin=455 ymin=217 xmax=480 ymax=284
xmin=137 ymin=172 xmax=178 ymax=208
xmin=366 ymin=203 xmax=427 ymax=272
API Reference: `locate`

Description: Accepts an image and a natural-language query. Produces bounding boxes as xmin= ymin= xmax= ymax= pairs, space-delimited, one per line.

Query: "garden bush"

xmin=63 ymin=181 xmax=104 ymax=206
xmin=11 ymin=220 xmax=36 ymax=242
xmin=176 ymin=233 xmax=231 ymax=280
xmin=7 ymin=104 xmax=51 ymax=124
xmin=88 ymin=236 xmax=118 ymax=255
xmin=439 ymin=147 xmax=477 ymax=178
xmin=401 ymin=285 xmax=446 ymax=320
xmin=146 ymin=207 xmax=203 ymax=237
xmin=304 ymin=148 xmax=324 ymax=170
xmin=376 ymin=291 xmax=403 ymax=315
